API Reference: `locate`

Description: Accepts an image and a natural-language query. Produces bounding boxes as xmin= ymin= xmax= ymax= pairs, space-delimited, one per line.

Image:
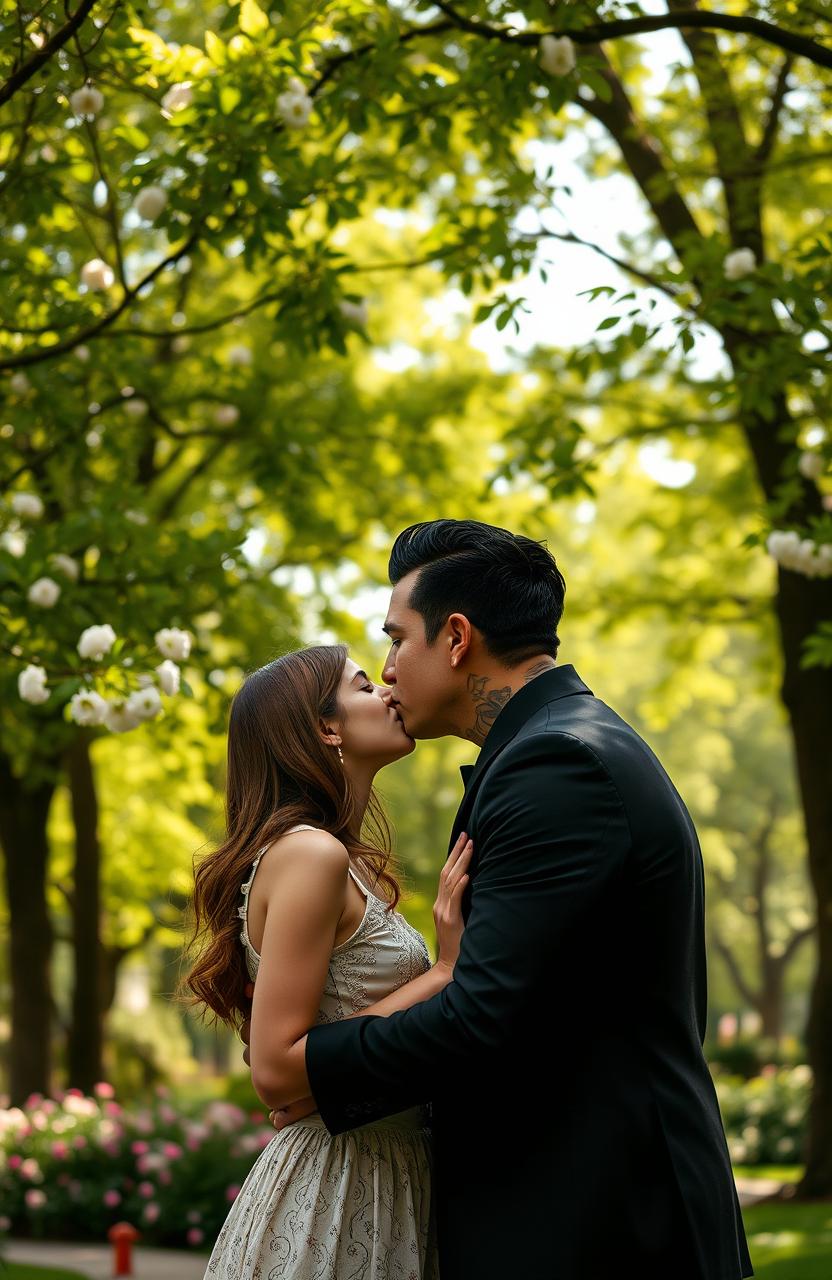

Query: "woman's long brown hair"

xmin=181 ymin=644 xmax=402 ymax=1029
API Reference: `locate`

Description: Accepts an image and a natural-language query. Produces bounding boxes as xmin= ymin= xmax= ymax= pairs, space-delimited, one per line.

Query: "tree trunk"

xmin=758 ymin=960 xmax=784 ymax=1044
xmin=0 ymin=750 xmax=58 ymax=1104
xmin=774 ymin=577 xmax=832 ymax=1195
xmin=735 ymin=387 xmax=832 ymax=1194
xmin=567 ymin=22 xmax=830 ymax=1186
xmin=65 ymin=732 xmax=104 ymax=1093
xmin=100 ymin=943 xmax=127 ymax=1016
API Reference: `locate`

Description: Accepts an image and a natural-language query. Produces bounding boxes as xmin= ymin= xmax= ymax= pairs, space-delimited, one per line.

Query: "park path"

xmin=735 ymin=1175 xmax=788 ymax=1206
xmin=3 ymin=1182 xmax=778 ymax=1279
xmin=3 ymin=1239 xmax=210 ymax=1278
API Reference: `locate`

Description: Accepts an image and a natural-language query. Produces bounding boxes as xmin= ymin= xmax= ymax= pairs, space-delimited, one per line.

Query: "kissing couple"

xmin=185 ymin=518 xmax=753 ymax=1280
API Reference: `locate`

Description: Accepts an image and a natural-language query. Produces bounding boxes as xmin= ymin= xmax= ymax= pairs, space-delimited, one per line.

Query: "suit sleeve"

xmin=305 ymin=731 xmax=631 ymax=1133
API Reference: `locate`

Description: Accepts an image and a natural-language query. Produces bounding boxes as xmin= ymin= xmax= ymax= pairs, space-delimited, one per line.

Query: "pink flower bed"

xmin=0 ymin=1084 xmax=275 ymax=1248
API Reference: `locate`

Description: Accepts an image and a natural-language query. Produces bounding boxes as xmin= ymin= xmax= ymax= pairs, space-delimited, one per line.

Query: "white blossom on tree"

xmin=49 ymin=553 xmax=80 ymax=581
xmin=126 ymin=686 xmax=163 ymax=721
xmin=0 ymin=531 xmax=27 ymax=557
xmin=133 ymin=185 xmax=168 ymax=221
xmin=226 ymin=344 xmax=253 ymax=367
xmin=103 ymin=698 xmax=142 ymax=733
xmin=768 ymin=530 xmax=832 ymax=578
xmin=81 ymin=258 xmax=115 ymax=291
xmin=213 ymin=404 xmax=240 ymax=426
xmin=162 ymin=82 xmax=193 ymax=113
xmin=77 ymin=623 xmax=117 ymax=661
xmin=69 ymin=85 xmax=104 ymax=118
xmin=10 ymin=492 xmax=44 ymax=519
xmin=539 ymin=35 xmax=576 ymax=77
xmin=155 ymin=659 xmax=181 ymax=695
xmin=277 ymin=77 xmax=314 ymax=129
xmin=27 ymin=577 xmax=61 ymax=607
xmin=69 ymin=689 xmax=108 ymax=726
xmin=798 ymin=451 xmax=826 ymax=482
xmin=155 ymin=627 xmax=191 ymax=661
xmin=123 ymin=398 xmax=148 ymax=417
xmin=18 ymin=665 xmax=50 ymax=705
xmin=724 ymin=248 xmax=756 ymax=280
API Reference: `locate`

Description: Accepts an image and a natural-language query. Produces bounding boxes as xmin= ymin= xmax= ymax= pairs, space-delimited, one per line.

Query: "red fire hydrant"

xmin=108 ymin=1221 xmax=141 ymax=1277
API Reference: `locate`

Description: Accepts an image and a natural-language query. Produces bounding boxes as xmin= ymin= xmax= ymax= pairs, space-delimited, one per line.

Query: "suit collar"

xmin=458 ymin=664 xmax=592 ymax=794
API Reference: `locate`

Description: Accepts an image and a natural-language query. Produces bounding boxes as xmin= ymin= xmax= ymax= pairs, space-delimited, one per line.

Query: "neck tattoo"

xmin=464 ymin=673 xmax=512 ymax=746
xmin=462 ymin=659 xmax=556 ymax=745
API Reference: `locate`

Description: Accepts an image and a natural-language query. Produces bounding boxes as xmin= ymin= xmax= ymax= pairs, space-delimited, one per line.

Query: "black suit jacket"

xmin=305 ymin=666 xmax=753 ymax=1280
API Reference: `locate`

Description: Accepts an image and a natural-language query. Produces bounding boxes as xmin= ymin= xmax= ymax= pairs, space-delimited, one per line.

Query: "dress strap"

xmin=237 ymin=825 xmax=323 ymax=949
xmin=238 ymin=845 xmax=270 ymax=952
xmin=238 ymin=827 xmax=370 ymax=953
xmin=347 ymin=866 xmax=371 ymax=899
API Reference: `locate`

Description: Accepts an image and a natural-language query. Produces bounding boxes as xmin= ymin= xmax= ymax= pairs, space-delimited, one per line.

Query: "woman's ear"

xmin=319 ymin=721 xmax=342 ymax=748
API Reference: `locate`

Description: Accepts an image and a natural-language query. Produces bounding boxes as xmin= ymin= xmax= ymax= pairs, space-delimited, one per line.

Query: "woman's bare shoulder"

xmin=256 ymin=828 xmax=350 ymax=885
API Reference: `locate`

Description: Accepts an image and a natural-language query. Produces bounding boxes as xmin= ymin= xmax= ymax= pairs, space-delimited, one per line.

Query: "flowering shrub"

xmin=0 ymin=1064 xmax=810 ymax=1254
xmin=0 ymin=1084 xmax=276 ymax=1249
xmin=716 ymin=1065 xmax=811 ymax=1166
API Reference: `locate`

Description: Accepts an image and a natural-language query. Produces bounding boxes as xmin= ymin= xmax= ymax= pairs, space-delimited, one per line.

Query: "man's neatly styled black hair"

xmin=388 ymin=519 xmax=566 ymax=664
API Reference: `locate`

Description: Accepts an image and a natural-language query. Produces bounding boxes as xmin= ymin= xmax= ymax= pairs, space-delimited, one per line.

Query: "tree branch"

xmin=573 ymin=46 xmax=703 ymax=270
xmin=712 ymin=930 xmax=760 ymax=1010
xmin=0 ymin=0 xmax=100 ymax=109
xmin=518 ymin=225 xmax=689 ymax=306
xmin=755 ymin=55 xmax=795 ymax=170
xmin=430 ymin=3 xmax=832 ymax=69
xmin=156 ymin=436 xmax=231 ymax=521
xmin=0 ymin=230 xmax=201 ymax=370
xmin=665 ymin=0 xmax=759 ymax=250
xmin=81 ymin=114 xmax=127 ymax=287
xmin=781 ymin=923 xmax=815 ymax=966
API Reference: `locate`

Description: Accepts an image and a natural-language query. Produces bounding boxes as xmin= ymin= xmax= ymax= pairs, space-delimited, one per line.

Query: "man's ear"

xmin=446 ymin=613 xmax=473 ymax=669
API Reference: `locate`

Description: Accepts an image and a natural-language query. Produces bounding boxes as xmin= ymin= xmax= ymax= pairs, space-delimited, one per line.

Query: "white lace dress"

xmin=205 ymin=825 xmax=439 ymax=1280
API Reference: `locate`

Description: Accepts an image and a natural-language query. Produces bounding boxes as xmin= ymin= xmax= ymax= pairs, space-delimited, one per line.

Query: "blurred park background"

xmin=1 ymin=0 xmax=831 ymax=1275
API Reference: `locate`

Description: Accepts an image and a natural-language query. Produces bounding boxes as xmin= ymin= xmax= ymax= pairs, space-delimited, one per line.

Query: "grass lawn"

xmin=742 ymin=1200 xmax=832 ymax=1279
xmin=0 ymin=1266 xmax=85 ymax=1279
xmin=735 ymin=1165 xmax=804 ymax=1183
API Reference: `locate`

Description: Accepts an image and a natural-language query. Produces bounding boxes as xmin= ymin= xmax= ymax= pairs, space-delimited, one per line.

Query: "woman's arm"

xmin=344 ymin=960 xmax=453 ymax=1020
xmin=342 ymin=830 xmax=471 ymax=1019
xmin=246 ymin=830 xmax=472 ymax=1113
xmin=263 ymin=962 xmax=455 ymax=1128
xmin=248 ymin=830 xmax=349 ymax=1110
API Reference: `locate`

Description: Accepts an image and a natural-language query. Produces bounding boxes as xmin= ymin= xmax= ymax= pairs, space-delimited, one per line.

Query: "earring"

xmin=337 ymin=745 xmax=344 ymax=764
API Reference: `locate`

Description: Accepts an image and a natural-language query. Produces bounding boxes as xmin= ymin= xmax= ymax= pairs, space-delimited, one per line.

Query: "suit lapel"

xmin=447 ymin=665 xmax=593 ymax=852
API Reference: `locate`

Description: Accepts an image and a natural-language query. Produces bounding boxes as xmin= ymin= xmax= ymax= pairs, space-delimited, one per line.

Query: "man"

xmin=243 ymin=518 xmax=753 ymax=1280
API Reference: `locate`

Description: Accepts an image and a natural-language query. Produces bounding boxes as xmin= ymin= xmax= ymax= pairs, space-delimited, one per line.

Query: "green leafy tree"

xmin=2 ymin=0 xmax=830 ymax=1194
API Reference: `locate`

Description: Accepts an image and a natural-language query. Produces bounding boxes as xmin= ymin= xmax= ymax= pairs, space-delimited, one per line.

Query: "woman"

xmin=184 ymin=644 xmax=472 ymax=1279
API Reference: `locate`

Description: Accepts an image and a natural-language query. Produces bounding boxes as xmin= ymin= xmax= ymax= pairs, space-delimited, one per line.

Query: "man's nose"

xmin=381 ymin=660 xmax=396 ymax=686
